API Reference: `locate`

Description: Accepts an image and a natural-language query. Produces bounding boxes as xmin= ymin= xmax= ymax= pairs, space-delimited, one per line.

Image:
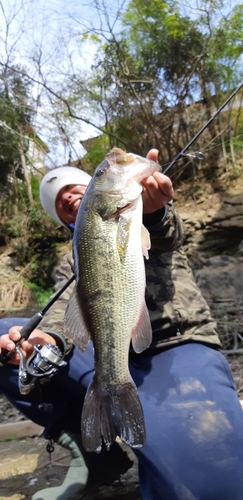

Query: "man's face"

xmin=55 ymin=184 xmax=87 ymax=224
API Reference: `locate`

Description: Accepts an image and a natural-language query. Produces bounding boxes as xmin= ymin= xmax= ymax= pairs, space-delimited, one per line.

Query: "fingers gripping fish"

xmin=64 ymin=147 xmax=162 ymax=453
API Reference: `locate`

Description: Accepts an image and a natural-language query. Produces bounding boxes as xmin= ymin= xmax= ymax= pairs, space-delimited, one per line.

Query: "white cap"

xmin=39 ymin=166 xmax=92 ymax=226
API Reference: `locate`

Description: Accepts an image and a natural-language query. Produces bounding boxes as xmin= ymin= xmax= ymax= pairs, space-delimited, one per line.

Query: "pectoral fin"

xmin=64 ymin=286 xmax=91 ymax=351
xmin=141 ymin=224 xmax=151 ymax=259
xmin=116 ymin=216 xmax=131 ymax=259
xmin=131 ymin=301 xmax=152 ymax=353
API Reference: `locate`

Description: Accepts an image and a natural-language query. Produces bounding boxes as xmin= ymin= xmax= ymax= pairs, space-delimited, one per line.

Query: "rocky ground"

xmin=0 ymin=427 xmax=140 ymax=500
xmin=1 ymin=167 xmax=243 ymax=499
xmin=0 ymin=387 xmax=141 ymax=500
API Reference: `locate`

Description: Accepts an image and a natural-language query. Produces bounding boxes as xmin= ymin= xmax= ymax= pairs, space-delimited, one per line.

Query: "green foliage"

xmin=100 ymin=1 xmax=243 ymax=165
xmin=0 ymin=65 xmax=34 ymax=186
xmin=26 ymin=205 xmax=47 ymax=235
xmin=81 ymin=32 xmax=101 ymax=44
xmin=14 ymin=241 xmax=31 ymax=265
xmin=82 ymin=133 xmax=111 ymax=171
xmin=31 ymin=175 xmax=40 ymax=202
xmin=25 ymin=281 xmax=53 ymax=307
xmin=0 ymin=95 xmax=22 ymax=185
xmin=4 ymin=201 xmax=70 ymax=293
xmin=6 ymin=215 xmax=24 ymax=238
xmin=122 ymin=0 xmax=204 ymax=84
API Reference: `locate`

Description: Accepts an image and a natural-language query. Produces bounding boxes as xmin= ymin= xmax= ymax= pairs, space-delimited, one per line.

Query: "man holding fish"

xmin=1 ymin=148 xmax=243 ymax=500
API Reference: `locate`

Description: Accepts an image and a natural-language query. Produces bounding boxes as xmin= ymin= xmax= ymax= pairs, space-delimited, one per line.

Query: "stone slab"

xmin=0 ymin=420 xmax=43 ymax=441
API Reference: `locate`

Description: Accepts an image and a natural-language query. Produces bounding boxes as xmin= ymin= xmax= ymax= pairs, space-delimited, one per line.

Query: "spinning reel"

xmin=0 ymin=275 xmax=75 ymax=394
xmin=17 ymin=334 xmax=67 ymax=395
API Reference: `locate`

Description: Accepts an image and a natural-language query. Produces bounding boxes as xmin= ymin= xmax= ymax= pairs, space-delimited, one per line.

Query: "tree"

xmin=80 ymin=0 xmax=243 ymax=174
xmin=0 ymin=65 xmax=36 ymax=210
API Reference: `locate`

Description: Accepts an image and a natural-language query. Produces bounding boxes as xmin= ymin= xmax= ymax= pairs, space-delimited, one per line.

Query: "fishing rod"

xmin=163 ymin=81 xmax=243 ymax=175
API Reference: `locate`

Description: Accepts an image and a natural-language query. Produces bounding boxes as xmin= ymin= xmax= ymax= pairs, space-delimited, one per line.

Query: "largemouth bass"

xmin=64 ymin=147 xmax=162 ymax=453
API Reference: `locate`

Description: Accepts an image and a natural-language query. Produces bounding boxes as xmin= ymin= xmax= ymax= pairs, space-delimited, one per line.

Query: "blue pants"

xmin=1 ymin=318 xmax=243 ymax=499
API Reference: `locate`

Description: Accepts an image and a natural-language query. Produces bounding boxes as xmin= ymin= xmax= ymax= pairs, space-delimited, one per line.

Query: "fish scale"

xmin=79 ymin=215 xmax=142 ymax=381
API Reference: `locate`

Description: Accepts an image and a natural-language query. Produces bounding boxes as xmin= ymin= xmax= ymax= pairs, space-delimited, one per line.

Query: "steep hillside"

xmin=175 ymin=168 xmax=243 ymax=396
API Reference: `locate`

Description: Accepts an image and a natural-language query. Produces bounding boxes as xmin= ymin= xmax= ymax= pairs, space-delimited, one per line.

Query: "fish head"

xmin=90 ymin=153 xmax=141 ymax=219
xmin=105 ymin=147 xmax=161 ymax=184
xmin=90 ymin=148 xmax=161 ymax=219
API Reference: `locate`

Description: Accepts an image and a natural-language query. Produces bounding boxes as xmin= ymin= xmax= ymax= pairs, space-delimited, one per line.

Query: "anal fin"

xmin=141 ymin=224 xmax=151 ymax=260
xmin=131 ymin=301 xmax=152 ymax=353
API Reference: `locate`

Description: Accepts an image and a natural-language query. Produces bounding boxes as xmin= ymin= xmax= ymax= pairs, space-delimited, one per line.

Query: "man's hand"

xmin=142 ymin=149 xmax=174 ymax=214
xmin=0 ymin=327 xmax=56 ymax=365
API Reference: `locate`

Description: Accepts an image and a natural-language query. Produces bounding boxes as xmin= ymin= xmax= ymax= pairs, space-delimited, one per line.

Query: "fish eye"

xmin=96 ymin=169 xmax=104 ymax=177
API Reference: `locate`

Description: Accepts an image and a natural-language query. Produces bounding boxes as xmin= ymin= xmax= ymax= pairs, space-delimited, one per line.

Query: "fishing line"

xmin=201 ymin=112 xmax=243 ymax=153
xmin=166 ymin=158 xmax=194 ymax=182
xmin=159 ymin=110 xmax=243 ymax=179
xmin=162 ymin=134 xmax=243 ymax=182
xmin=202 ymin=134 xmax=243 ymax=154
xmin=162 ymin=81 xmax=243 ymax=175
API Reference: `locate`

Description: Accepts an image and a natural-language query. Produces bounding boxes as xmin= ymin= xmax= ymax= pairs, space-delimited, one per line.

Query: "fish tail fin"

xmin=113 ymin=382 xmax=146 ymax=448
xmin=81 ymin=376 xmax=146 ymax=453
